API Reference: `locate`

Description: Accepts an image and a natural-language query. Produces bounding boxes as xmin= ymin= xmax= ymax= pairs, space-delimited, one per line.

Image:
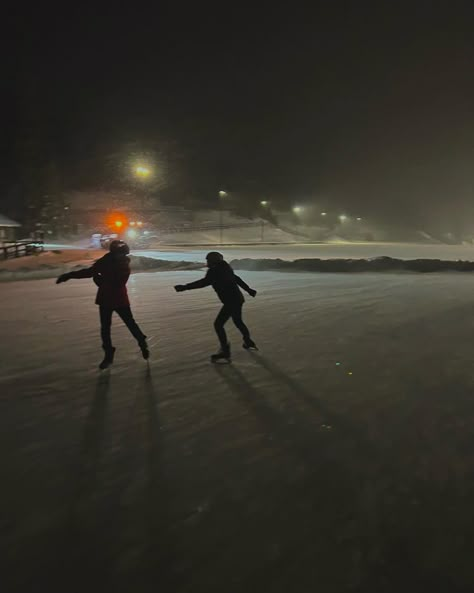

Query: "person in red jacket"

xmin=56 ymin=240 xmax=149 ymax=369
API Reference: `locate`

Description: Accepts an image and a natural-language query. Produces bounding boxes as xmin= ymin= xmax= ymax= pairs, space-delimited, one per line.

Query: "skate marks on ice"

xmin=211 ymin=362 xmax=372 ymax=589
xmin=213 ymin=357 xmax=422 ymax=590
xmin=213 ymin=358 xmax=369 ymax=462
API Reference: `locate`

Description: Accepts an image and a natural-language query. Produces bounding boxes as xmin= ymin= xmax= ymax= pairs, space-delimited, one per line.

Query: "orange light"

xmin=106 ymin=212 xmax=127 ymax=230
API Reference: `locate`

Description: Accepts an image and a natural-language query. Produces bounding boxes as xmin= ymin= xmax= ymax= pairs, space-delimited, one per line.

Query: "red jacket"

xmin=69 ymin=253 xmax=131 ymax=308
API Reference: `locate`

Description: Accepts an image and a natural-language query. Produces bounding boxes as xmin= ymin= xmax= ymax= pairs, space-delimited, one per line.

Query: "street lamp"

xmin=135 ymin=165 xmax=151 ymax=178
xmin=321 ymin=212 xmax=327 ymax=217
xmin=134 ymin=164 xmax=152 ymax=210
xmin=259 ymin=201 xmax=270 ymax=241
xmin=218 ymin=190 xmax=227 ymax=245
xmin=339 ymin=214 xmax=348 ymax=222
xmin=356 ymin=217 xmax=362 ymax=221
xmin=292 ymin=206 xmax=304 ymax=237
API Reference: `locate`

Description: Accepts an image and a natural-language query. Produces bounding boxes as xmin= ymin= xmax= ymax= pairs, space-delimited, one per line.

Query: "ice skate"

xmin=211 ymin=343 xmax=231 ymax=363
xmin=99 ymin=347 xmax=116 ymax=370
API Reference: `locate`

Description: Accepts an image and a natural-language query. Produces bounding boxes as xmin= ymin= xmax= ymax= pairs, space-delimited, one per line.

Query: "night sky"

xmin=2 ymin=2 xmax=474 ymax=224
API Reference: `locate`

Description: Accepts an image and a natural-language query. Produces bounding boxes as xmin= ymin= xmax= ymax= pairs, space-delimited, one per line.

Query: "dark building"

xmin=0 ymin=214 xmax=21 ymax=242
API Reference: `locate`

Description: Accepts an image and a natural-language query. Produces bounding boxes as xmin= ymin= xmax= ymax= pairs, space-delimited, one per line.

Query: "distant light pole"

xmin=293 ymin=206 xmax=304 ymax=235
xmin=135 ymin=164 xmax=152 ymax=210
xmin=260 ymin=200 xmax=270 ymax=241
xmin=218 ymin=190 xmax=227 ymax=245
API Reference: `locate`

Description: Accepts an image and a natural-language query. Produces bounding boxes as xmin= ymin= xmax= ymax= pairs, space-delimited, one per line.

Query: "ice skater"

xmin=174 ymin=251 xmax=257 ymax=362
xmin=56 ymin=240 xmax=149 ymax=369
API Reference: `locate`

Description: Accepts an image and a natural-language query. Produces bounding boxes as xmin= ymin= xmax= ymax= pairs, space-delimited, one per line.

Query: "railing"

xmin=1 ymin=240 xmax=44 ymax=260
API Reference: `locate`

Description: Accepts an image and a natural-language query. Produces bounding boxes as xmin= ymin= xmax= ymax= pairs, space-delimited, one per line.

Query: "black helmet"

xmin=109 ymin=240 xmax=130 ymax=255
xmin=206 ymin=251 xmax=224 ymax=266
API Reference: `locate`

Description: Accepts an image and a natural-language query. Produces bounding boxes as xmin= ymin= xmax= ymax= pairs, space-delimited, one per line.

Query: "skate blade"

xmin=211 ymin=357 xmax=232 ymax=364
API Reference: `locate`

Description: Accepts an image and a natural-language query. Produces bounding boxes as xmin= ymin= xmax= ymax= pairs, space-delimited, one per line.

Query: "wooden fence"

xmin=1 ymin=240 xmax=44 ymax=260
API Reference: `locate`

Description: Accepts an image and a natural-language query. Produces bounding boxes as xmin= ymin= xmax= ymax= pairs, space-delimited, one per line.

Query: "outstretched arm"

xmin=56 ymin=260 xmax=100 ymax=285
xmin=235 ymin=274 xmax=257 ymax=297
xmin=175 ymin=275 xmax=212 ymax=292
xmin=56 ymin=265 xmax=96 ymax=284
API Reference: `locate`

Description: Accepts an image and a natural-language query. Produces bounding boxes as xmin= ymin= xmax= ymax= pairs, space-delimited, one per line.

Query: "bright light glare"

xmin=339 ymin=215 xmax=348 ymax=222
xmin=218 ymin=190 xmax=227 ymax=198
xmin=356 ymin=217 xmax=362 ymax=221
xmin=130 ymin=221 xmax=136 ymax=226
xmin=321 ymin=212 xmax=327 ymax=216
xmin=127 ymin=229 xmax=137 ymax=238
xmin=260 ymin=200 xmax=268 ymax=206
xmin=293 ymin=206 xmax=303 ymax=214
xmin=137 ymin=221 xmax=143 ymax=226
xmin=115 ymin=220 xmax=123 ymax=228
xmin=136 ymin=166 xmax=151 ymax=177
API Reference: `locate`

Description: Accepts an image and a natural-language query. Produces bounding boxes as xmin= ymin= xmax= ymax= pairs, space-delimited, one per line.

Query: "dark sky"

xmin=3 ymin=2 xmax=474 ymax=222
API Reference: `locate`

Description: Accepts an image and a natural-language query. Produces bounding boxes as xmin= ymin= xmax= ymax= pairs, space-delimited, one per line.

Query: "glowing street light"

xmin=321 ymin=212 xmax=327 ymax=216
xmin=114 ymin=220 xmax=123 ymax=229
xmin=356 ymin=217 xmax=362 ymax=221
xmin=218 ymin=190 xmax=228 ymax=198
xmin=135 ymin=165 xmax=151 ymax=177
xmin=293 ymin=206 xmax=303 ymax=214
xmin=260 ymin=200 xmax=269 ymax=206
xmin=339 ymin=214 xmax=348 ymax=222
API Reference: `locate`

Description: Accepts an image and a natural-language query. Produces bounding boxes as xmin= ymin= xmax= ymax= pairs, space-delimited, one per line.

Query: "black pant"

xmin=99 ymin=306 xmax=146 ymax=351
xmin=214 ymin=303 xmax=251 ymax=348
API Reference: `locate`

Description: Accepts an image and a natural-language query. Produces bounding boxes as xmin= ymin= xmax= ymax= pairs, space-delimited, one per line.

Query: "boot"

xmin=99 ymin=347 xmax=116 ymax=370
xmin=211 ymin=343 xmax=231 ymax=363
xmin=243 ymin=338 xmax=258 ymax=350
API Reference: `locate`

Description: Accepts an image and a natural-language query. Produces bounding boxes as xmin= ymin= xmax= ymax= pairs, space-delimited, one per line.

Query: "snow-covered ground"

xmin=3 ymin=270 xmax=474 ymax=591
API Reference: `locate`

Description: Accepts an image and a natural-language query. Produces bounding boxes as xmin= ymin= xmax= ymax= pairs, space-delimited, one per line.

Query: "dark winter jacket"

xmin=68 ymin=252 xmax=131 ymax=308
xmin=182 ymin=260 xmax=252 ymax=305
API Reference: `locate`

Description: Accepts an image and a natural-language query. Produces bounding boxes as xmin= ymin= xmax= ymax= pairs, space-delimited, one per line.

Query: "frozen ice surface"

xmin=3 ymin=270 xmax=474 ymax=591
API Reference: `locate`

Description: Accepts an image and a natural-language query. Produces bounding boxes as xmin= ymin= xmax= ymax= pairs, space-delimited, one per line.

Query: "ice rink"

xmin=3 ymin=268 xmax=474 ymax=591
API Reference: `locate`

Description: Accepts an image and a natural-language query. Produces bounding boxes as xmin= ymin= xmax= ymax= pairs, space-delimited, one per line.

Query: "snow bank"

xmin=3 ymin=248 xmax=474 ymax=283
xmin=230 ymin=256 xmax=474 ymax=273
xmin=129 ymin=255 xmax=203 ymax=272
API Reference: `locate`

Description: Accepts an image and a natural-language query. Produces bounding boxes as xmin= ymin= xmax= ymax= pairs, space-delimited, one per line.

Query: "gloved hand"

xmin=174 ymin=285 xmax=186 ymax=292
xmin=248 ymin=288 xmax=257 ymax=297
xmin=56 ymin=273 xmax=71 ymax=284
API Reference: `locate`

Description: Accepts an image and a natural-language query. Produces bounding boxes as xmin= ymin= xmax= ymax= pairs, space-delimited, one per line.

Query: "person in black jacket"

xmin=174 ymin=251 xmax=257 ymax=361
